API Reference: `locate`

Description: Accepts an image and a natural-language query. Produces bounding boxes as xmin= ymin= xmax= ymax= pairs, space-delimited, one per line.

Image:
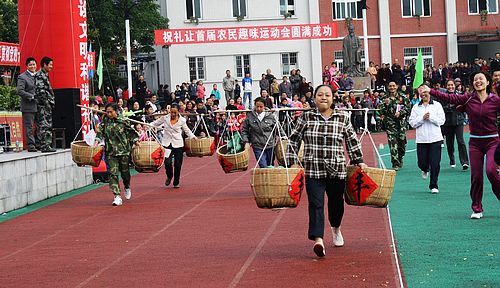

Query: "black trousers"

xmin=164 ymin=146 xmax=184 ymax=186
xmin=22 ymin=112 xmax=36 ymax=149
xmin=417 ymin=141 xmax=442 ymax=189
xmin=442 ymin=125 xmax=469 ymax=166
xmin=305 ymin=177 xmax=345 ymax=240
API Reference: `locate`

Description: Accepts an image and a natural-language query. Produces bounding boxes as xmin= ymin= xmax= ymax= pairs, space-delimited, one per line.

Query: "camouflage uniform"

xmin=34 ymin=69 xmax=55 ymax=151
xmin=377 ymin=93 xmax=411 ymax=169
xmin=96 ymin=116 xmax=139 ymax=196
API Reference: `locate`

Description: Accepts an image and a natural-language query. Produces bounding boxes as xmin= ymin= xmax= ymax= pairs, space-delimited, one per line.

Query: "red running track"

xmin=0 ymin=133 xmax=405 ymax=288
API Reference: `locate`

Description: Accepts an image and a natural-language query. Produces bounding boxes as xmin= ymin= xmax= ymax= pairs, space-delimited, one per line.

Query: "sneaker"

xmin=462 ymin=164 xmax=469 ymax=171
xmin=112 ymin=195 xmax=123 ymax=206
xmin=165 ymin=177 xmax=172 ymax=187
xmin=173 ymin=184 xmax=180 ymax=188
xmin=313 ymin=239 xmax=325 ymax=257
xmin=393 ymin=166 xmax=400 ymax=171
xmin=124 ymin=188 xmax=132 ymax=200
xmin=470 ymin=212 xmax=483 ymax=219
xmin=421 ymin=171 xmax=428 ymax=180
xmin=332 ymin=227 xmax=344 ymax=247
xmin=431 ymin=188 xmax=439 ymax=194
xmin=441 ymin=143 xmax=445 ymax=148
xmin=450 ymin=164 xmax=456 ymax=168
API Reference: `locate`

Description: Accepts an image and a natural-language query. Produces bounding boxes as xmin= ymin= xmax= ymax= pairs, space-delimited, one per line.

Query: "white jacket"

xmin=151 ymin=115 xmax=195 ymax=148
xmin=409 ymin=100 xmax=445 ymax=144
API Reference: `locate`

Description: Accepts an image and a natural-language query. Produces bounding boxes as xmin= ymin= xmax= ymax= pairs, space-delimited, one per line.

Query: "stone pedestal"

xmin=352 ymin=76 xmax=372 ymax=91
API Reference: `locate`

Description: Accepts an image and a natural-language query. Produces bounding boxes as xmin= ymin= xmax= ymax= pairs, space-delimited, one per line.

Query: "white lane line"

xmin=387 ymin=206 xmax=405 ymax=288
xmin=75 ymin=170 xmax=249 ymax=288
xmin=228 ymin=211 xmax=286 ymax=288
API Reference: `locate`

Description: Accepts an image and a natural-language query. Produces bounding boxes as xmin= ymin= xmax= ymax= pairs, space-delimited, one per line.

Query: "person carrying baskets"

xmin=287 ymin=85 xmax=367 ymax=258
xmin=150 ymin=103 xmax=196 ymax=188
xmin=94 ymin=102 xmax=140 ymax=206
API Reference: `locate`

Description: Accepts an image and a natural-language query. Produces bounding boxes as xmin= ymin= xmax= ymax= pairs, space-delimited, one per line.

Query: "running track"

xmin=0 ymin=133 xmax=406 ymax=288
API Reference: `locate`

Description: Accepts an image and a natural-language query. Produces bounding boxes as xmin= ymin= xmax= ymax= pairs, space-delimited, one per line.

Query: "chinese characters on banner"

xmin=74 ymin=0 xmax=89 ymax=137
xmin=154 ymin=23 xmax=337 ymax=46
xmin=0 ymin=42 xmax=20 ymax=66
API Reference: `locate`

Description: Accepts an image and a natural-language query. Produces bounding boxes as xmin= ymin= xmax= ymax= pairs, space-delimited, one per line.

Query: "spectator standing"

xmin=17 ymin=57 xmax=38 ymax=152
xmin=210 ymin=84 xmax=221 ymax=102
xmin=242 ymin=72 xmax=253 ymax=108
xmin=289 ymin=69 xmax=301 ymax=96
xmin=222 ymin=69 xmax=236 ymax=102
xmin=188 ymin=79 xmax=198 ymax=101
xmin=136 ymin=75 xmax=147 ymax=106
xmin=490 ymin=53 xmax=500 ymax=73
xmin=259 ymin=73 xmax=270 ymax=94
xmin=279 ymin=76 xmax=292 ymax=98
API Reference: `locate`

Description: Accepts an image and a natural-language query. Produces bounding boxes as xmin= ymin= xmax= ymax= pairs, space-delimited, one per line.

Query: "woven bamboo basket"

xmin=217 ymin=145 xmax=249 ymax=173
xmin=251 ymin=168 xmax=305 ymax=209
xmin=185 ymin=137 xmax=214 ymax=157
xmin=276 ymin=140 xmax=304 ymax=166
xmin=131 ymin=141 xmax=164 ymax=172
xmin=70 ymin=141 xmax=104 ymax=167
xmin=344 ymin=166 xmax=396 ymax=208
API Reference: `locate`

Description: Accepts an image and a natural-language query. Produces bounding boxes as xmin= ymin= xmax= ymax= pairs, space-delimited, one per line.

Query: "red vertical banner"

xmin=73 ymin=0 xmax=90 ymax=137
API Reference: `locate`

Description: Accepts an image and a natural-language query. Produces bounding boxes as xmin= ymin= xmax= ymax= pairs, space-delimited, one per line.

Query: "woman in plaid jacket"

xmin=287 ymin=85 xmax=367 ymax=257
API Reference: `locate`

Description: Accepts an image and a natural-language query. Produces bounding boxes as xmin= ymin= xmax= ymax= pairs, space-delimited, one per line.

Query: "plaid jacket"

xmin=286 ymin=109 xmax=363 ymax=179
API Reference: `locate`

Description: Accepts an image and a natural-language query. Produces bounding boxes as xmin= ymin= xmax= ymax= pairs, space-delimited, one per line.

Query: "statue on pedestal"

xmin=342 ymin=23 xmax=365 ymax=77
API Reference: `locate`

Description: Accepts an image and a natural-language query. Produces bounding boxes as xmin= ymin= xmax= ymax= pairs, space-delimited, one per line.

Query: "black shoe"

xmin=165 ymin=177 xmax=172 ymax=187
xmin=462 ymin=164 xmax=469 ymax=170
xmin=28 ymin=147 xmax=37 ymax=152
xmin=173 ymin=183 xmax=180 ymax=188
xmin=41 ymin=148 xmax=56 ymax=153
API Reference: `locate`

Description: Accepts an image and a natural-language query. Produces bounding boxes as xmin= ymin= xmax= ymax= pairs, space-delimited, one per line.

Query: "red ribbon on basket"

xmin=218 ymin=155 xmax=234 ymax=173
xmin=151 ymin=147 xmax=165 ymax=166
xmin=288 ymin=170 xmax=305 ymax=205
xmin=346 ymin=168 xmax=379 ymax=205
xmin=92 ymin=148 xmax=104 ymax=167
xmin=210 ymin=140 xmax=215 ymax=155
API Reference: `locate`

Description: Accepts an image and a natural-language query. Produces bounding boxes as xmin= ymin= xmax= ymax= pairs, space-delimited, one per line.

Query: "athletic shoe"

xmin=112 ymin=195 xmax=123 ymax=206
xmin=441 ymin=143 xmax=445 ymax=148
xmin=173 ymin=184 xmax=180 ymax=188
xmin=431 ymin=188 xmax=439 ymax=194
xmin=393 ymin=166 xmax=400 ymax=171
xmin=124 ymin=188 xmax=132 ymax=200
xmin=332 ymin=227 xmax=344 ymax=247
xmin=313 ymin=239 xmax=325 ymax=257
xmin=450 ymin=164 xmax=456 ymax=168
xmin=462 ymin=164 xmax=469 ymax=171
xmin=165 ymin=177 xmax=172 ymax=187
xmin=470 ymin=212 xmax=483 ymax=219
xmin=421 ymin=171 xmax=428 ymax=180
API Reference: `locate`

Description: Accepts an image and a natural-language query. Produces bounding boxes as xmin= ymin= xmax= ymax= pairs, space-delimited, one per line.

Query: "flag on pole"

xmin=88 ymin=43 xmax=94 ymax=79
xmin=412 ymin=48 xmax=424 ymax=90
xmin=97 ymin=48 xmax=103 ymax=90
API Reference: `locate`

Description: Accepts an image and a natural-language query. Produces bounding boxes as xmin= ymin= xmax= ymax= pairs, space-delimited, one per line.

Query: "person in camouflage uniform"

xmin=34 ymin=56 xmax=56 ymax=153
xmin=95 ymin=102 xmax=139 ymax=206
xmin=377 ymin=81 xmax=411 ymax=170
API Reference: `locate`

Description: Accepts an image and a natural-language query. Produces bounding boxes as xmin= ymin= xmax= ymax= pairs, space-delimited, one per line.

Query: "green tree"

xmin=0 ymin=0 xmax=18 ymax=43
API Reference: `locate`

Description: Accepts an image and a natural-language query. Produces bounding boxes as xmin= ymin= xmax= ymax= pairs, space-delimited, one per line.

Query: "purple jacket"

xmin=430 ymin=89 xmax=499 ymax=137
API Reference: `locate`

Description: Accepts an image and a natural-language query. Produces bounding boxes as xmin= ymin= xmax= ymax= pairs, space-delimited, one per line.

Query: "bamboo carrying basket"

xmin=276 ymin=140 xmax=304 ymax=166
xmin=185 ymin=137 xmax=214 ymax=157
xmin=344 ymin=165 xmax=396 ymax=207
xmin=216 ymin=145 xmax=249 ymax=173
xmin=251 ymin=168 xmax=304 ymax=209
xmin=131 ymin=141 xmax=164 ymax=172
xmin=70 ymin=141 xmax=104 ymax=167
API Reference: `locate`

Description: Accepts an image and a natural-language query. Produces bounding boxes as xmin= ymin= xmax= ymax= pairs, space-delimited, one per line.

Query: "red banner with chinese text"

xmin=154 ymin=23 xmax=337 ymax=46
xmin=0 ymin=42 xmax=20 ymax=66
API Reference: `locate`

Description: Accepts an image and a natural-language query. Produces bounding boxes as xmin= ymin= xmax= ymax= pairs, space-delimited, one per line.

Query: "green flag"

xmin=412 ymin=48 xmax=424 ymax=90
xmin=97 ymin=48 xmax=103 ymax=90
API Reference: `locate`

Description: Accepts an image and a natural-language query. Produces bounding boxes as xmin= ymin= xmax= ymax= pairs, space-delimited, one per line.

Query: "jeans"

xmin=417 ymin=141 xmax=442 ymax=189
xmin=252 ymin=147 xmax=274 ymax=168
xmin=243 ymin=92 xmax=252 ymax=109
xmin=305 ymin=177 xmax=346 ymax=240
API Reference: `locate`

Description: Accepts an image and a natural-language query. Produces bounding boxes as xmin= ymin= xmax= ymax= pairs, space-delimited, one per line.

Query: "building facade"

xmin=319 ymin=0 xmax=500 ymax=69
xmin=151 ymin=0 xmax=324 ymax=104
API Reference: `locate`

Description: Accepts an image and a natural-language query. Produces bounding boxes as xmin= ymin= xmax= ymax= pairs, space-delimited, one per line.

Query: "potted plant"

xmin=236 ymin=14 xmax=245 ymax=22
xmin=189 ymin=16 xmax=199 ymax=25
xmin=480 ymin=10 xmax=488 ymax=26
xmin=284 ymin=12 xmax=293 ymax=19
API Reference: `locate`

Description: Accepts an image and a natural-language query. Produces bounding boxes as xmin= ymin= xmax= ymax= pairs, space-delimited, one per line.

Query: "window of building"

xmin=235 ymin=55 xmax=251 ymax=78
xmin=468 ymin=0 xmax=498 ymax=14
xmin=333 ymin=50 xmax=366 ymax=72
xmin=332 ymin=0 xmax=362 ymax=20
xmin=280 ymin=0 xmax=295 ymax=16
xmin=189 ymin=57 xmax=205 ymax=81
xmin=232 ymin=0 xmax=247 ymax=18
xmin=403 ymin=47 xmax=433 ymax=67
xmin=402 ymin=0 xmax=431 ymax=17
xmin=186 ymin=0 xmax=202 ymax=19
xmin=281 ymin=53 xmax=298 ymax=76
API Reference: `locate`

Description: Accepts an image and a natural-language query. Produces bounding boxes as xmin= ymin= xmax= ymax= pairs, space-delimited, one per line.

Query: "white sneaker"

xmin=332 ymin=227 xmax=344 ymax=247
xmin=112 ymin=195 xmax=123 ymax=206
xmin=431 ymin=188 xmax=439 ymax=194
xmin=470 ymin=212 xmax=483 ymax=219
xmin=462 ymin=164 xmax=469 ymax=170
xmin=124 ymin=188 xmax=132 ymax=200
xmin=450 ymin=164 xmax=456 ymax=168
xmin=421 ymin=171 xmax=428 ymax=180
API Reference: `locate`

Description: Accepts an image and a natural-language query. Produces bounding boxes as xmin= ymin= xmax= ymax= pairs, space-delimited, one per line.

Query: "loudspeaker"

xmin=53 ymin=89 xmax=82 ymax=148
xmin=0 ymin=124 xmax=11 ymax=146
